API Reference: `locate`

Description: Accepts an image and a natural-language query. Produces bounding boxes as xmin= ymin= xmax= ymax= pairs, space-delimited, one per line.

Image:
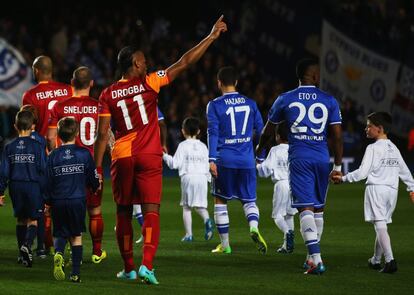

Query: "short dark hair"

xmin=72 ymin=66 xmax=92 ymax=89
xmin=217 ymin=66 xmax=238 ymax=86
xmin=57 ymin=117 xmax=79 ymax=143
xmin=15 ymin=110 xmax=34 ymax=131
xmin=277 ymin=121 xmax=288 ymax=142
xmin=117 ymin=45 xmax=140 ymax=75
xmin=296 ymin=58 xmax=318 ymax=81
xmin=20 ymin=104 xmax=38 ymax=125
xmin=367 ymin=112 xmax=392 ymax=134
xmin=182 ymin=117 xmax=200 ymax=137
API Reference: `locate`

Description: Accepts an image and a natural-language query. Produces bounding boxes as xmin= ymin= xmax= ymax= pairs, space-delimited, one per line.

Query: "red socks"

xmin=44 ymin=213 xmax=53 ymax=250
xmin=116 ymin=211 xmax=135 ymax=272
xmin=89 ymin=213 xmax=104 ymax=256
xmin=142 ymin=211 xmax=160 ymax=270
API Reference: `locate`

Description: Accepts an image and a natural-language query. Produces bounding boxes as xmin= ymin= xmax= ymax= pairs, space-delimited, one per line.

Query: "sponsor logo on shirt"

xmin=16 ymin=140 xmax=25 ymax=149
xmin=53 ymin=164 xmax=85 ymax=176
xmin=156 ymin=70 xmax=166 ymax=77
xmin=63 ymin=149 xmax=74 ymax=160
xmin=9 ymin=154 xmax=35 ymax=163
xmin=380 ymin=158 xmax=399 ymax=167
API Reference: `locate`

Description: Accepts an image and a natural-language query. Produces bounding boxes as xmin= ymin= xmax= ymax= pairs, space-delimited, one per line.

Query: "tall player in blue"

xmin=207 ymin=66 xmax=267 ymax=254
xmin=257 ymin=59 xmax=343 ymax=274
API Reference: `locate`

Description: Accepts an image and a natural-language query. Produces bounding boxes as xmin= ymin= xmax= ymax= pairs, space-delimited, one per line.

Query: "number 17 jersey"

xmin=268 ymin=85 xmax=341 ymax=162
xmin=207 ymin=92 xmax=264 ymax=169
xmin=98 ymin=71 xmax=169 ymax=160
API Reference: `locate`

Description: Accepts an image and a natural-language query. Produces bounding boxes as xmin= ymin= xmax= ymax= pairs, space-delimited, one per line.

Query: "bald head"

xmin=32 ymin=56 xmax=53 ymax=75
xmin=72 ymin=66 xmax=93 ymax=90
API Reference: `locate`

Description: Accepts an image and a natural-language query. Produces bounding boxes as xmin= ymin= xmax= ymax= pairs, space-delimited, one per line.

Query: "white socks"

xmin=182 ymin=206 xmax=192 ymax=237
xmin=195 ymin=207 xmax=209 ymax=223
xmin=374 ymin=221 xmax=394 ymax=263
xmin=300 ymin=210 xmax=321 ymax=265
xmin=214 ymin=204 xmax=230 ymax=248
xmin=243 ymin=202 xmax=259 ymax=229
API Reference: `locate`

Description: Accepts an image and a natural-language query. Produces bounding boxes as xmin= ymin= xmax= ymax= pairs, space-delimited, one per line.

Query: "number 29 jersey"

xmin=207 ymin=92 xmax=264 ymax=169
xmin=268 ymin=85 xmax=341 ymax=162
xmin=98 ymin=71 xmax=169 ymax=160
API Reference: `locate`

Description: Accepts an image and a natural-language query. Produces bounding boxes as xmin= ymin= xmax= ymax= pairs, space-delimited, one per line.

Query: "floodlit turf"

xmin=0 ymin=178 xmax=413 ymax=294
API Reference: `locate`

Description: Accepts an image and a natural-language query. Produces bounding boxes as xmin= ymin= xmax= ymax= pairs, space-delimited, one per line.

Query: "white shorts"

xmin=364 ymin=185 xmax=398 ymax=224
xmin=180 ymin=174 xmax=208 ymax=208
xmin=272 ymin=180 xmax=297 ymax=218
xmin=132 ymin=204 xmax=141 ymax=215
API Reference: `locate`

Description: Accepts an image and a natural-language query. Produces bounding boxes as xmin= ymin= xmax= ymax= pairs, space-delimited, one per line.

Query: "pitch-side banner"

xmin=0 ymin=38 xmax=34 ymax=107
xmin=320 ymin=21 xmax=400 ymax=119
xmin=391 ymin=65 xmax=414 ymax=137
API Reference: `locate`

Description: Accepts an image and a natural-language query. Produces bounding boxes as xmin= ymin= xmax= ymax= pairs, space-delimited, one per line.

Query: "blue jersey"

xmin=268 ymin=85 xmax=341 ymax=162
xmin=207 ymin=92 xmax=264 ymax=169
xmin=157 ymin=107 xmax=164 ymax=121
xmin=46 ymin=144 xmax=99 ymax=201
xmin=0 ymin=136 xmax=47 ymax=195
xmin=30 ymin=131 xmax=46 ymax=150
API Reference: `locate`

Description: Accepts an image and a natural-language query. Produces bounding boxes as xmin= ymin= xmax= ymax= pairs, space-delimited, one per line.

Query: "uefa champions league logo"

xmin=0 ymin=39 xmax=28 ymax=90
xmin=63 ymin=149 xmax=74 ymax=160
xmin=16 ymin=140 xmax=25 ymax=149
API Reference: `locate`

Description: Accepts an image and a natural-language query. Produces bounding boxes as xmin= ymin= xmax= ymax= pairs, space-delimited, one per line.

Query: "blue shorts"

xmin=289 ymin=160 xmax=330 ymax=209
xmin=9 ymin=181 xmax=43 ymax=219
xmin=212 ymin=166 xmax=256 ymax=202
xmin=51 ymin=198 xmax=86 ymax=238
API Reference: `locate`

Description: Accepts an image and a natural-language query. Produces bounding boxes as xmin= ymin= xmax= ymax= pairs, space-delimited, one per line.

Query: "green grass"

xmin=0 ymin=178 xmax=413 ymax=294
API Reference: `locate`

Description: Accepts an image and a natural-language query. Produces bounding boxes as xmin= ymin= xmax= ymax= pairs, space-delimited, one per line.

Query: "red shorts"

xmin=111 ymin=154 xmax=162 ymax=205
xmin=86 ymin=180 xmax=103 ymax=208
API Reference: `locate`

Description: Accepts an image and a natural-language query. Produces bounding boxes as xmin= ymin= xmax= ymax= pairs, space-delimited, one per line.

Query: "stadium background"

xmin=1 ymin=1 xmax=414 ymax=294
xmin=1 ymin=0 xmax=414 ymax=172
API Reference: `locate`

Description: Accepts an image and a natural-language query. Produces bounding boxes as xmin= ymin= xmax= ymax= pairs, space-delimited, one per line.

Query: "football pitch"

xmin=0 ymin=178 xmax=413 ymax=295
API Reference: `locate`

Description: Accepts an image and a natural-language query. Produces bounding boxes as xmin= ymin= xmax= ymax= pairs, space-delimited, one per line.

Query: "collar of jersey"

xmin=298 ymin=85 xmax=316 ymax=88
xmin=223 ymin=91 xmax=239 ymax=95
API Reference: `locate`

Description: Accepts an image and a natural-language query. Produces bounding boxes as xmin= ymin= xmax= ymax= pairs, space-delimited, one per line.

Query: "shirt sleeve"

xmin=162 ymin=144 xmax=183 ymax=170
xmin=86 ymin=153 xmax=100 ymax=192
xmin=207 ymin=102 xmax=219 ymax=162
xmin=48 ymin=103 xmax=59 ymax=128
xmin=22 ymin=91 xmax=32 ymax=106
xmin=268 ymin=95 xmax=285 ymax=124
xmin=0 ymin=147 xmax=10 ymax=195
xmin=397 ymin=150 xmax=414 ymax=191
xmin=329 ymin=97 xmax=342 ymax=125
xmin=256 ymin=148 xmax=275 ymax=178
xmin=342 ymin=144 xmax=374 ymax=183
xmin=157 ymin=107 xmax=165 ymax=121
xmin=145 ymin=71 xmax=170 ymax=93
xmin=98 ymin=90 xmax=111 ymax=117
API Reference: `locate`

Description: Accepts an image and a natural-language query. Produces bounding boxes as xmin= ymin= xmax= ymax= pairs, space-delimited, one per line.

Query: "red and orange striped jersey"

xmin=98 ymin=71 xmax=169 ymax=160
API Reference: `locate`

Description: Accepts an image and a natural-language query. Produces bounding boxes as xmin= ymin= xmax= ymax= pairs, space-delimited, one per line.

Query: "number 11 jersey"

xmin=98 ymin=71 xmax=169 ymax=160
xmin=268 ymin=85 xmax=341 ymax=162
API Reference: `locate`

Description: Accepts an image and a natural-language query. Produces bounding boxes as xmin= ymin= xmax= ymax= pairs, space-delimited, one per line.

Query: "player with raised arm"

xmin=207 ymin=66 xmax=267 ymax=255
xmin=257 ymin=58 xmax=343 ymax=275
xmin=47 ymin=66 xmax=106 ymax=264
xmin=22 ymin=55 xmax=73 ymax=255
xmin=93 ymin=16 xmax=227 ymax=284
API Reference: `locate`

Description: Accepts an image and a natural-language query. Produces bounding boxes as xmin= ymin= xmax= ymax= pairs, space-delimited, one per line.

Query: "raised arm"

xmin=166 ymin=15 xmax=227 ymax=82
